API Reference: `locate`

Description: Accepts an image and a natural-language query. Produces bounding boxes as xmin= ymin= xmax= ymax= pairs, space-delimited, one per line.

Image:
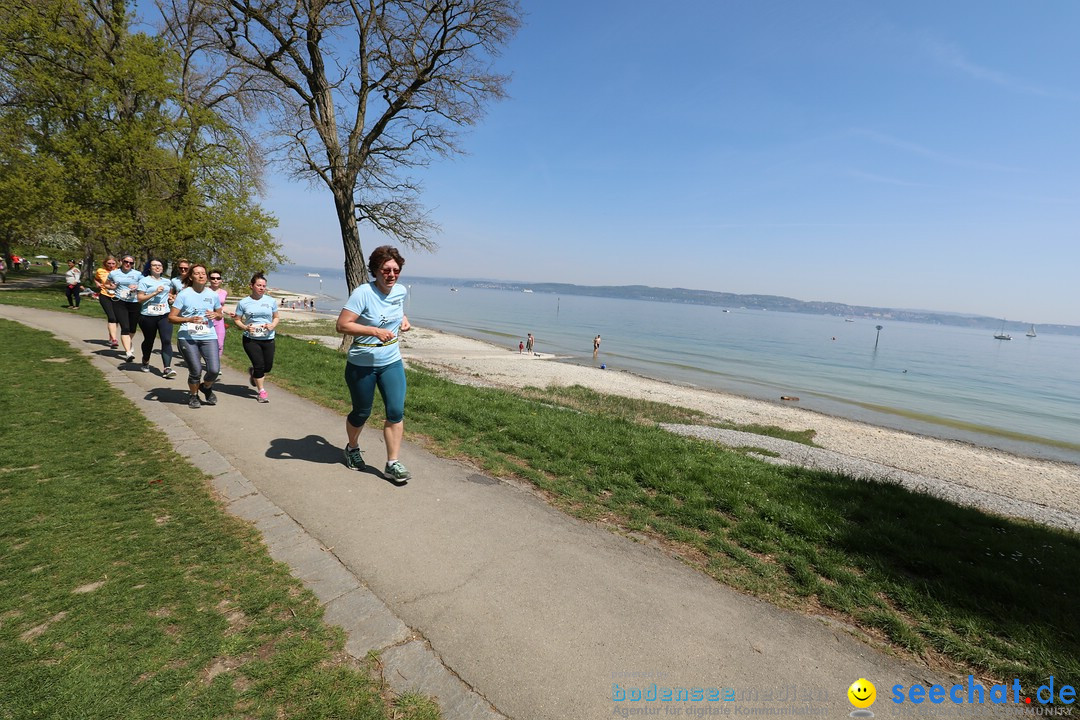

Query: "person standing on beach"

xmin=64 ymin=260 xmax=82 ymax=308
xmin=526 ymin=333 xmax=534 ymax=354
xmin=136 ymin=260 xmax=176 ymax=378
xmin=107 ymin=255 xmax=144 ymax=362
xmin=208 ymin=269 xmax=228 ymax=357
xmin=233 ymin=273 xmax=279 ymax=403
xmin=519 ymin=340 xmax=524 ymax=354
xmin=335 ymin=245 xmax=412 ymax=481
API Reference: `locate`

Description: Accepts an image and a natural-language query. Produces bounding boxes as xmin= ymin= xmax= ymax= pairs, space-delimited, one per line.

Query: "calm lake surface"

xmin=272 ymin=267 xmax=1080 ymax=465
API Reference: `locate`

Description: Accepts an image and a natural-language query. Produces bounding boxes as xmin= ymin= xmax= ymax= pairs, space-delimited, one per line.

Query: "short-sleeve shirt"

xmin=94 ymin=268 xmax=114 ymax=298
xmin=138 ymin=276 xmax=172 ymax=316
xmin=343 ymin=282 xmax=407 ymax=367
xmin=235 ymin=295 xmax=279 ymax=340
xmin=170 ymin=276 xmax=185 ymax=295
xmin=108 ymin=268 xmax=144 ymax=303
xmin=173 ymin=287 xmax=221 ymax=341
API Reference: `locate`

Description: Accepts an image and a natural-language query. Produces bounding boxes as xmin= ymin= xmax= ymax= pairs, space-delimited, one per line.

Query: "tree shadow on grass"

xmin=780 ymin=465 xmax=1080 ymax=682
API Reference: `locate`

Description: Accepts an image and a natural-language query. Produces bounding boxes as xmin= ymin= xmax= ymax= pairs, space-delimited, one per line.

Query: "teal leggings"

xmin=345 ymin=360 xmax=406 ymax=426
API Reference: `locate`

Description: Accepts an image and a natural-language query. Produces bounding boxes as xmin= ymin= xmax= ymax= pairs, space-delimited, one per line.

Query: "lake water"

xmin=270 ymin=266 xmax=1080 ymax=465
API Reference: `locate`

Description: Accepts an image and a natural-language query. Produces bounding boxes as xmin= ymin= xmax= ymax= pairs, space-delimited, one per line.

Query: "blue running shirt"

xmin=173 ymin=287 xmax=221 ymax=341
xmin=235 ymin=295 xmax=279 ymax=339
xmin=108 ymin=268 xmax=144 ymax=303
xmin=138 ymin=276 xmax=172 ymax=316
xmin=343 ymin=282 xmax=407 ymax=367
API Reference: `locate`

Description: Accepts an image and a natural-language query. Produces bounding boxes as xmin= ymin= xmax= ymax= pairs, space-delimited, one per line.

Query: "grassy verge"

xmin=5 ymin=293 xmax=1079 ymax=690
xmin=220 ymin=332 xmax=1080 ymax=690
xmin=0 ymin=320 xmax=438 ymax=720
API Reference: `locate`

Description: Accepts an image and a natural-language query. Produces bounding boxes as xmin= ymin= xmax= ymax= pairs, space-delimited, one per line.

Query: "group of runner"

xmin=91 ymin=255 xmax=279 ymax=407
xmin=85 ymin=245 xmax=413 ymax=481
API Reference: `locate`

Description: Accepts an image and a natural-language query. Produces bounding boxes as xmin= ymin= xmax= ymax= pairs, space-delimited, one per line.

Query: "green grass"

xmin=0 ymin=276 xmax=103 ymax=313
xmin=220 ymin=334 xmax=1080 ymax=689
xmin=0 ymin=320 xmax=439 ymax=720
xmin=6 ymin=291 xmax=1080 ymax=692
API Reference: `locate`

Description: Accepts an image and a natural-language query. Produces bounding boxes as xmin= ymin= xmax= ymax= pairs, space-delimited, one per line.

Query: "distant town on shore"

xmin=406 ymin=276 xmax=1080 ymax=337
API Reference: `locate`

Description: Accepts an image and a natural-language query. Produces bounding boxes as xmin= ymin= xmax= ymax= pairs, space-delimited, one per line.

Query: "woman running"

xmin=208 ymin=269 xmax=228 ymax=357
xmin=64 ymin=260 xmax=82 ymax=309
xmin=335 ymin=245 xmax=412 ymax=481
xmin=93 ymin=256 xmax=119 ymax=348
xmin=169 ymin=264 xmax=223 ymax=408
xmin=232 ymin=273 xmax=279 ymax=403
xmin=136 ymin=259 xmax=177 ymax=378
xmin=107 ymin=254 xmax=143 ymax=362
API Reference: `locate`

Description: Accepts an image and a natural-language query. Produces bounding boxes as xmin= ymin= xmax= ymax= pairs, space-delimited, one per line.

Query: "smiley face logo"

xmin=848 ymin=678 xmax=876 ymax=709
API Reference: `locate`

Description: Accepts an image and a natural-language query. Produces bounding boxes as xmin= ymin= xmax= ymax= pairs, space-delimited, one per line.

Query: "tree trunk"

xmin=334 ymin=188 xmax=369 ymax=294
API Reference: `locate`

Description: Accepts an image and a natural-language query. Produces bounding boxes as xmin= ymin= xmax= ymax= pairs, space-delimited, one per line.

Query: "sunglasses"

xmin=122 ymin=260 xmax=134 ymax=264
xmin=209 ymin=276 xmax=222 ymax=280
xmin=381 ymin=268 xmax=401 ymax=275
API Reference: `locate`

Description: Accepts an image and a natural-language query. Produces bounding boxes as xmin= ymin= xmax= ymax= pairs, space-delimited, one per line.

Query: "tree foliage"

xmin=172 ymin=0 xmax=522 ymax=291
xmin=0 ymin=0 xmax=283 ymax=284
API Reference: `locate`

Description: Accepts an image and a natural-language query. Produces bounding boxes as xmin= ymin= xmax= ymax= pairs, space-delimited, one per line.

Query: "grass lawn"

xmin=0 ymin=319 xmax=438 ymax=720
xmin=4 ymin=290 xmax=1079 ymax=695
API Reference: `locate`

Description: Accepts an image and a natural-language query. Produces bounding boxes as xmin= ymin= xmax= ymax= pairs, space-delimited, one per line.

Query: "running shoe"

xmin=384 ymin=460 xmax=412 ymax=481
xmin=140 ymin=363 xmax=151 ymax=373
xmin=257 ymin=389 xmax=269 ymax=403
xmin=163 ymin=368 xmax=177 ymax=379
xmin=343 ymin=445 xmax=365 ymax=470
xmin=201 ymin=386 xmax=218 ymax=406
xmin=125 ymin=351 xmax=135 ymax=362
xmin=248 ymin=367 xmax=256 ymax=387
xmin=188 ymin=394 xmax=201 ymax=409
xmin=110 ymin=340 xmax=118 ymax=349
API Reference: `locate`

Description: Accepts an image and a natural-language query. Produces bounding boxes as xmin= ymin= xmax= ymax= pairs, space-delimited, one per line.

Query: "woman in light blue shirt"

xmin=136 ymin=259 xmax=176 ymax=378
xmin=168 ymin=264 xmax=223 ymax=409
xmin=335 ymin=245 xmax=412 ymax=481
xmin=106 ymin=254 xmax=144 ymax=362
xmin=232 ymin=272 xmax=279 ymax=403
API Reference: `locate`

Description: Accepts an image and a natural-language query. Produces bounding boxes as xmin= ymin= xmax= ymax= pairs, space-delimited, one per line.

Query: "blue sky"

xmin=260 ymin=1 xmax=1080 ymax=325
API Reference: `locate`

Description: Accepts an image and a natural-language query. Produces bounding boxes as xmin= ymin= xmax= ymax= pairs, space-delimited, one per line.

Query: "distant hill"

xmin=409 ymin=276 xmax=1080 ymax=337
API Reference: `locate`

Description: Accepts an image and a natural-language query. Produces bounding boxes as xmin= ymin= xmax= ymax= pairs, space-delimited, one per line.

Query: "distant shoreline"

xmin=276 ymin=267 xmax=1080 ymax=333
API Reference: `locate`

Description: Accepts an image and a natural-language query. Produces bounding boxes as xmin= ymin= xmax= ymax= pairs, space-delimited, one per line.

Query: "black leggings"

xmin=113 ymin=300 xmax=141 ymax=335
xmin=99 ymin=294 xmax=118 ymax=322
xmin=138 ymin=314 xmax=174 ymax=368
xmin=242 ymin=336 xmax=276 ymax=379
xmin=65 ymin=284 xmax=81 ymax=307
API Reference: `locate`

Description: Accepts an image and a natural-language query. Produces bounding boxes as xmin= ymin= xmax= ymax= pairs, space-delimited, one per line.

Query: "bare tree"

xmin=175 ymin=0 xmax=521 ymax=291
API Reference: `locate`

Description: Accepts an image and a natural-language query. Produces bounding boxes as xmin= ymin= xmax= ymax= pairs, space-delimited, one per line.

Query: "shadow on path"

xmin=266 ymin=434 xmax=407 ymax=486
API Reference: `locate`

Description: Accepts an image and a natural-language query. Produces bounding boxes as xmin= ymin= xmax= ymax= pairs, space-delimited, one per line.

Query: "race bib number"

xmin=182 ymin=321 xmax=209 ymax=335
xmin=248 ymin=325 xmax=269 ymax=338
xmin=146 ymin=303 xmax=167 ymax=315
xmin=115 ymin=286 xmax=134 ymax=301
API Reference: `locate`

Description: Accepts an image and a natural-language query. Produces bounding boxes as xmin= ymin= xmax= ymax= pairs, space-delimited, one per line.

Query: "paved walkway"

xmin=2 ymin=305 xmax=1012 ymax=719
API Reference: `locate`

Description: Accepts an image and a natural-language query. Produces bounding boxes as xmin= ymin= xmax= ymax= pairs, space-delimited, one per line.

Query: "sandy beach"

xmin=379 ymin=325 xmax=1080 ymax=530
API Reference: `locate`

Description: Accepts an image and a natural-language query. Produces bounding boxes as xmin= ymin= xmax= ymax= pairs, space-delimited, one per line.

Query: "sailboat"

xmin=994 ymin=319 xmax=1012 ymax=341
xmin=1026 ymin=324 xmax=1037 ymax=338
